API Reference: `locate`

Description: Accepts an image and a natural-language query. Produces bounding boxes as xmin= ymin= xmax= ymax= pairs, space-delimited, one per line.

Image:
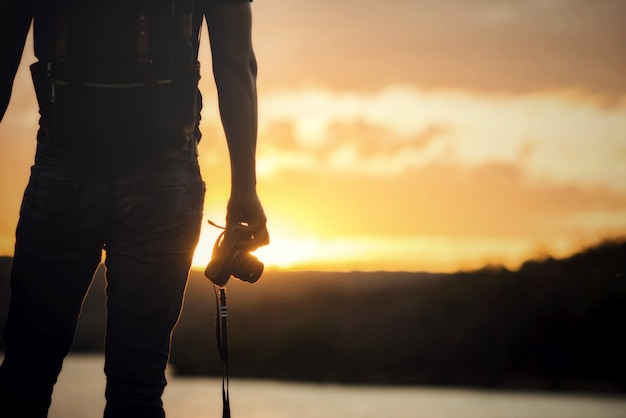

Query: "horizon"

xmin=1 ymin=0 xmax=626 ymax=273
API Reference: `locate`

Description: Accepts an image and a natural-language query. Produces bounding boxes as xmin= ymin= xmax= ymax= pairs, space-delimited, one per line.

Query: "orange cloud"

xmin=251 ymin=87 xmax=626 ymax=193
xmin=253 ymin=0 xmax=626 ymax=97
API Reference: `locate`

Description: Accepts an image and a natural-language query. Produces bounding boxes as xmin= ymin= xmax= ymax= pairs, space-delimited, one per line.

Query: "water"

xmin=47 ymin=355 xmax=626 ymax=418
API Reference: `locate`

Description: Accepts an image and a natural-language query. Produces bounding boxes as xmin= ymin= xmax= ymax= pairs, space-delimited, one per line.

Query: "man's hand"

xmin=226 ymin=190 xmax=269 ymax=251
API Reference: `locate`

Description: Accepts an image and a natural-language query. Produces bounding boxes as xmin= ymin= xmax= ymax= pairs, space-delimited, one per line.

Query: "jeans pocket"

xmin=126 ymin=180 xmax=205 ymax=254
xmin=17 ymin=171 xmax=82 ymax=253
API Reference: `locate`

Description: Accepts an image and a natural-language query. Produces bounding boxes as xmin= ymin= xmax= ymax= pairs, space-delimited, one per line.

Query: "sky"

xmin=1 ymin=0 xmax=625 ymax=272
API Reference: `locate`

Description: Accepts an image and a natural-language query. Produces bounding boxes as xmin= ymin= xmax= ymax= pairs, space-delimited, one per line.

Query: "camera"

xmin=204 ymin=223 xmax=264 ymax=287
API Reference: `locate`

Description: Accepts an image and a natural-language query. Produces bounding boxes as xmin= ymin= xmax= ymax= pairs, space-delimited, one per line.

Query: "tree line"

xmin=1 ymin=239 xmax=625 ymax=393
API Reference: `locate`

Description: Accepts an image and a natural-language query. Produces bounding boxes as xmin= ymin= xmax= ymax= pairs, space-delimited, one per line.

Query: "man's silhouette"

xmin=0 ymin=0 xmax=269 ymax=416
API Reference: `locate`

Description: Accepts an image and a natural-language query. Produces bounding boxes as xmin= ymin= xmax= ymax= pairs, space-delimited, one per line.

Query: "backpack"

xmin=30 ymin=0 xmax=202 ymax=158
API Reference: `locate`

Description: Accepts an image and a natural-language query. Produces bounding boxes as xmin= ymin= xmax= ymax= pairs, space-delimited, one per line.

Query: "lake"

xmin=47 ymin=355 xmax=625 ymax=418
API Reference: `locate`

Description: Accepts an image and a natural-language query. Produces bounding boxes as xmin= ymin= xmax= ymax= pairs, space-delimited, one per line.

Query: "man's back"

xmin=26 ymin=0 xmax=207 ymax=159
xmin=32 ymin=0 xmax=201 ymax=79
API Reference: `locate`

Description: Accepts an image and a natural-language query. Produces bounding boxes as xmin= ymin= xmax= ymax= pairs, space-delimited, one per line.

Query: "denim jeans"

xmin=0 ymin=141 xmax=205 ymax=417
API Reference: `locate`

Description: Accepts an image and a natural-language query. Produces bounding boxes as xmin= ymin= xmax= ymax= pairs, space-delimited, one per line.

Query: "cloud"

xmin=248 ymin=86 xmax=626 ymax=193
xmin=253 ymin=0 xmax=626 ymax=96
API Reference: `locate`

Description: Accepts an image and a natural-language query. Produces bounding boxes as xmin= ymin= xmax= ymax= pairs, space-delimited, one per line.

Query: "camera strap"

xmin=214 ymin=285 xmax=231 ymax=418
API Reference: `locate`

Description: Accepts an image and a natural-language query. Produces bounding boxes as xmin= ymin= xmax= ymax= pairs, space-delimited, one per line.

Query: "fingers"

xmin=225 ymin=191 xmax=269 ymax=251
xmin=232 ymin=221 xmax=269 ymax=251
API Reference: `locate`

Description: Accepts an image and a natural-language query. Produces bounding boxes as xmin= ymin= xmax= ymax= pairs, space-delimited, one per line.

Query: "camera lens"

xmin=231 ymin=252 xmax=264 ymax=283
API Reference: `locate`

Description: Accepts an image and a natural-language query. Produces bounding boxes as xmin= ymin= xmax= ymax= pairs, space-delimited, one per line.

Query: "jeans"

xmin=0 ymin=141 xmax=205 ymax=417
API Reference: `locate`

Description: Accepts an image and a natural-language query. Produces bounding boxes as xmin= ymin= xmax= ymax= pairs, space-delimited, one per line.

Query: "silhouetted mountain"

xmin=1 ymin=239 xmax=625 ymax=393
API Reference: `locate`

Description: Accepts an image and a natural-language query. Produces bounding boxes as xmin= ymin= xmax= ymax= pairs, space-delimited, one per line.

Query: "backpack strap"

xmin=175 ymin=0 xmax=196 ymax=67
xmin=52 ymin=0 xmax=74 ymax=76
xmin=137 ymin=0 xmax=195 ymax=84
xmin=55 ymin=13 xmax=69 ymax=68
xmin=136 ymin=8 xmax=155 ymax=86
xmin=136 ymin=11 xmax=150 ymax=66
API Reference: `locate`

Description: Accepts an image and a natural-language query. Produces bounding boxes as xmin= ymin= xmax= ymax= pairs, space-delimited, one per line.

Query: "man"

xmin=0 ymin=0 xmax=269 ymax=416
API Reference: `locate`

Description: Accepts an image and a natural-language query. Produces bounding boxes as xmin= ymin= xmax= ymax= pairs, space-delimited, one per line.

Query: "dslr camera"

xmin=204 ymin=222 xmax=264 ymax=287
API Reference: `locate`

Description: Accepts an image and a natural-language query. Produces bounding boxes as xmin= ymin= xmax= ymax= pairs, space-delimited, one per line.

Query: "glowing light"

xmin=251 ymin=237 xmax=321 ymax=270
xmin=192 ymin=231 xmax=324 ymax=272
xmin=192 ymin=231 xmax=596 ymax=273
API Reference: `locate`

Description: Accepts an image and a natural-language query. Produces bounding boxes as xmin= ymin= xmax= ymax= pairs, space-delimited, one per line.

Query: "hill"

xmin=1 ymin=239 xmax=625 ymax=393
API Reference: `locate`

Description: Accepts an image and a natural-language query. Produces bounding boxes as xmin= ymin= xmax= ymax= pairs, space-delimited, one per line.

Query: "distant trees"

xmin=1 ymin=239 xmax=625 ymax=393
xmin=169 ymin=239 xmax=626 ymax=392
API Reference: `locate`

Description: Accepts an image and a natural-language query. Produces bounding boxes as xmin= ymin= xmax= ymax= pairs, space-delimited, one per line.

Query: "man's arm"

xmin=0 ymin=0 xmax=33 ymax=122
xmin=205 ymin=1 xmax=268 ymax=249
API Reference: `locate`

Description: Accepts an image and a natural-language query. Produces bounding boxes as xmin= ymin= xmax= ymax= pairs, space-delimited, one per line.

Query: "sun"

xmin=191 ymin=227 xmax=320 ymax=271
xmin=249 ymin=237 xmax=321 ymax=270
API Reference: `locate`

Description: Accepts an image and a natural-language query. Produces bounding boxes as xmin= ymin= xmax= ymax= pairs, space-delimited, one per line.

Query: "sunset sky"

xmin=1 ymin=0 xmax=625 ymax=272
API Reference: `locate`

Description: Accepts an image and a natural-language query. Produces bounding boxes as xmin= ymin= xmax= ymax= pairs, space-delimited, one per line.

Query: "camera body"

xmin=204 ymin=223 xmax=264 ymax=287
